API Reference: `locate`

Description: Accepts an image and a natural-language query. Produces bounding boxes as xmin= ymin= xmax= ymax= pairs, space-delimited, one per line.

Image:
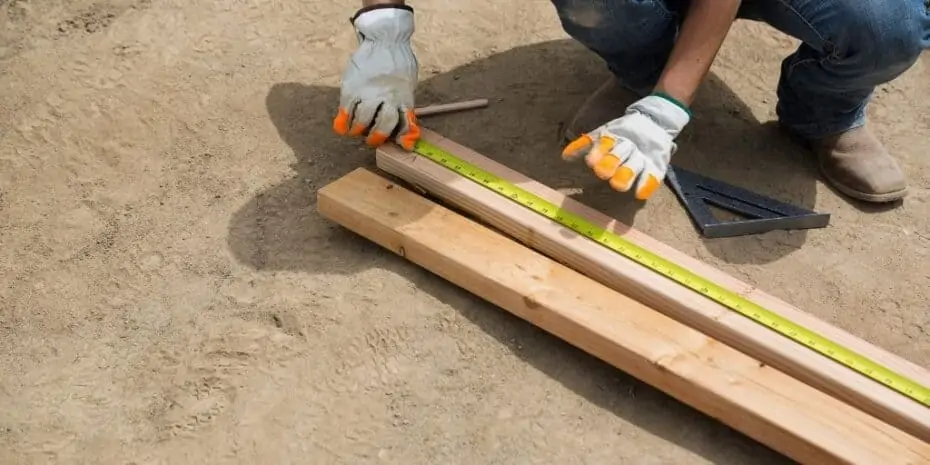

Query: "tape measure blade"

xmin=409 ymin=139 xmax=930 ymax=408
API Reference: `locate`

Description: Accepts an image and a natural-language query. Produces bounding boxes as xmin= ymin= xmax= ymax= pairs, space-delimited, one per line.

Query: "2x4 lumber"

xmin=316 ymin=168 xmax=930 ymax=465
xmin=375 ymin=128 xmax=930 ymax=443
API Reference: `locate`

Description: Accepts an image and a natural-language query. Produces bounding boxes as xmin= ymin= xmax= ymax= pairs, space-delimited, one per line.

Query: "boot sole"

xmin=819 ymin=164 xmax=908 ymax=203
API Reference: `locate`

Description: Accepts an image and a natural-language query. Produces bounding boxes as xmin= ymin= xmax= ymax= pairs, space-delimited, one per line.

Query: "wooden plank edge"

xmin=407 ymin=128 xmax=930 ymax=386
xmin=316 ymin=168 xmax=930 ymax=465
xmin=374 ymin=129 xmax=930 ymax=443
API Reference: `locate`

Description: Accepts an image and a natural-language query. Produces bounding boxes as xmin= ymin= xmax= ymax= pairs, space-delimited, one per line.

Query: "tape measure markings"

xmin=411 ymin=138 xmax=930 ymax=407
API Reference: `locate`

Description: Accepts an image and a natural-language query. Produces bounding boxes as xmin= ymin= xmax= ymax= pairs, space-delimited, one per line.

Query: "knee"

xmin=550 ymin=0 xmax=674 ymax=54
xmin=551 ymin=0 xmax=609 ymax=31
xmin=830 ymin=1 xmax=927 ymax=72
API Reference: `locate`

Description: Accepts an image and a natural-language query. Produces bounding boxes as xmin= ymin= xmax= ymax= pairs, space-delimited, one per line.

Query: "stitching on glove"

xmin=627 ymin=107 xmax=665 ymax=133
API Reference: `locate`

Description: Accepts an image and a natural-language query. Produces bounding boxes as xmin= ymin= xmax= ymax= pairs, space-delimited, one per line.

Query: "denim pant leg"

xmin=739 ymin=0 xmax=930 ymax=139
xmin=549 ymin=0 xmax=686 ymax=96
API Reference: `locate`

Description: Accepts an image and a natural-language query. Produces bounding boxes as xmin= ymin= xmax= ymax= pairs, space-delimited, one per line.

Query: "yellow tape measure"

xmin=411 ymin=138 xmax=930 ymax=408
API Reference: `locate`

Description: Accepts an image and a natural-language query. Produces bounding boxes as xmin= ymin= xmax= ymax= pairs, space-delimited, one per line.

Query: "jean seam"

xmin=771 ymin=0 xmax=841 ymax=86
xmin=771 ymin=0 xmax=837 ymax=59
xmin=784 ymin=54 xmax=842 ymax=83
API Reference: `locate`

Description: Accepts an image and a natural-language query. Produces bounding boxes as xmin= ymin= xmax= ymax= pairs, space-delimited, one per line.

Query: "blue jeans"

xmin=550 ymin=0 xmax=930 ymax=139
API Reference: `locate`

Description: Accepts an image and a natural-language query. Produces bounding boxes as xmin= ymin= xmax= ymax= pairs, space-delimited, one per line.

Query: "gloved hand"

xmin=332 ymin=5 xmax=421 ymax=150
xmin=562 ymin=93 xmax=691 ymax=200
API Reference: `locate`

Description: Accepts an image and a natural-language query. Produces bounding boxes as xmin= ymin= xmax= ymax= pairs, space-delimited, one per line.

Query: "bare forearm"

xmin=654 ymin=0 xmax=741 ymax=106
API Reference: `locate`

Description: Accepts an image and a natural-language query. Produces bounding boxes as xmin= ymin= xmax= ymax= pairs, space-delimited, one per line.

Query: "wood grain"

xmin=375 ymin=128 xmax=930 ymax=443
xmin=317 ymin=167 xmax=930 ymax=465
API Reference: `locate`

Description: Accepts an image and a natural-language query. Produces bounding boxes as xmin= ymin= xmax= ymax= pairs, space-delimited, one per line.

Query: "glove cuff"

xmin=628 ymin=94 xmax=692 ymax=137
xmin=351 ymin=4 xmax=414 ymax=24
xmin=649 ymin=91 xmax=692 ymax=118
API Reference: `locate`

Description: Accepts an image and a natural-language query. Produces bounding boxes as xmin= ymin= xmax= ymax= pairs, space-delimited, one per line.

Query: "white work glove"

xmin=332 ymin=5 xmax=421 ymax=150
xmin=562 ymin=94 xmax=691 ymax=200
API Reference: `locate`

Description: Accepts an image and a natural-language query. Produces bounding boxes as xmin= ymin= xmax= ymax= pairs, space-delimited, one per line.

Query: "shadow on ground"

xmin=227 ymin=38 xmax=817 ymax=464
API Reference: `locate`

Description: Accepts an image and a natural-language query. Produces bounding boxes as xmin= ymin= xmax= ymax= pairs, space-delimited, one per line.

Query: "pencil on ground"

xmin=413 ymin=99 xmax=489 ymax=117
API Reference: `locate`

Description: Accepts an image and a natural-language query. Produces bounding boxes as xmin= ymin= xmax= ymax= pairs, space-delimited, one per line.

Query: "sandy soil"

xmin=1 ymin=0 xmax=928 ymax=463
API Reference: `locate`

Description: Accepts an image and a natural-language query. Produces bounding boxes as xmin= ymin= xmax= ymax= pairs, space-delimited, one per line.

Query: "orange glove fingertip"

xmin=398 ymin=109 xmax=421 ymax=151
xmin=635 ymin=174 xmax=662 ymax=200
xmin=349 ymin=122 xmax=367 ymax=137
xmin=365 ymin=130 xmax=389 ymax=147
xmin=592 ymin=154 xmax=621 ymax=180
xmin=399 ymin=135 xmax=419 ymax=151
xmin=562 ymin=134 xmax=593 ymax=159
xmin=608 ymin=166 xmax=636 ymax=191
xmin=333 ymin=107 xmax=351 ymax=135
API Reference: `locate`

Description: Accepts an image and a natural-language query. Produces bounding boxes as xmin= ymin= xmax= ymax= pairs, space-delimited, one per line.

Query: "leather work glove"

xmin=562 ymin=94 xmax=691 ymax=200
xmin=332 ymin=4 xmax=421 ymax=150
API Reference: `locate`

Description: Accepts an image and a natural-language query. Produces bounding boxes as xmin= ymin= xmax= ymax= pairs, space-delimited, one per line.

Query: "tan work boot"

xmin=805 ymin=125 xmax=908 ymax=203
xmin=563 ymin=77 xmax=646 ymax=143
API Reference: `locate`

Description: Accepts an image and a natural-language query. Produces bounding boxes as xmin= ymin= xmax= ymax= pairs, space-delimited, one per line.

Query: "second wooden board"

xmin=318 ymin=168 xmax=930 ymax=465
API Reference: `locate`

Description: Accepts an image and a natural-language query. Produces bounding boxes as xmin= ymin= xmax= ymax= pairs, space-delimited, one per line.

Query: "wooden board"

xmin=375 ymin=128 xmax=930 ymax=443
xmin=317 ymin=167 xmax=930 ymax=465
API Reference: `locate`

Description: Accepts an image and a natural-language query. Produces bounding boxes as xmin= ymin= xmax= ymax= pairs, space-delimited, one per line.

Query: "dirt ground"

xmin=1 ymin=0 xmax=928 ymax=463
